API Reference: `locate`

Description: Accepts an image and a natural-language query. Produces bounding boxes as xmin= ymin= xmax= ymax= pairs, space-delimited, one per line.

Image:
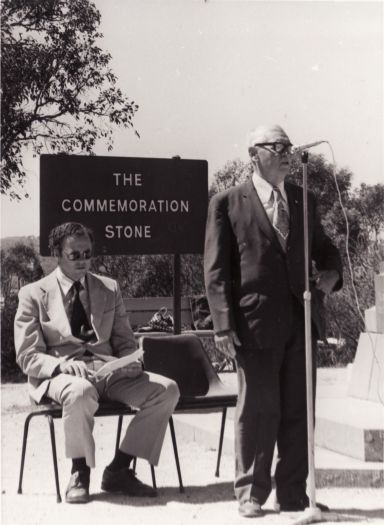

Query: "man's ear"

xmin=248 ymin=146 xmax=259 ymax=161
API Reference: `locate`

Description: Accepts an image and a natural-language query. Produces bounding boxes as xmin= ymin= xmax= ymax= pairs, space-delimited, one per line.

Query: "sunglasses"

xmin=253 ymin=142 xmax=293 ymax=155
xmin=63 ymin=250 xmax=92 ymax=261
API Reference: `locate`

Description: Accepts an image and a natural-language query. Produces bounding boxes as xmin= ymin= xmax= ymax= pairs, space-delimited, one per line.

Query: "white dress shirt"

xmin=251 ymin=172 xmax=289 ymax=223
xmin=56 ymin=267 xmax=90 ymax=320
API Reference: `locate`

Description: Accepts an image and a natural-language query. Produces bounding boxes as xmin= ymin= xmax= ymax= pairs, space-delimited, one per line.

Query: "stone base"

xmin=173 ymin=412 xmax=384 ymax=487
xmin=315 ymin=397 xmax=384 ymax=462
xmin=365 ymin=306 xmax=377 ymax=332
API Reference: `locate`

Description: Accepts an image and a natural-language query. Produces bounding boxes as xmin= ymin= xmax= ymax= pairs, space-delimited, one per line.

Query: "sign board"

xmin=40 ymin=155 xmax=208 ymax=255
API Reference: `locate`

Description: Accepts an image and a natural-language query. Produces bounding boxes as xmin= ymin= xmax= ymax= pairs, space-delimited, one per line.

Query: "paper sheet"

xmin=95 ymin=348 xmax=144 ymax=378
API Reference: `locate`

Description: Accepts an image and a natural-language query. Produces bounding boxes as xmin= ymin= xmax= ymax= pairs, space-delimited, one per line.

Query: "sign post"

xmin=173 ymin=253 xmax=181 ymax=334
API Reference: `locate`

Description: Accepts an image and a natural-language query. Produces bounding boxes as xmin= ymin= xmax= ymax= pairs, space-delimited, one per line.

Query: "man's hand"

xmin=312 ymin=270 xmax=340 ymax=295
xmin=59 ymin=360 xmax=95 ymax=380
xmin=116 ymin=361 xmax=143 ymax=379
xmin=214 ymin=330 xmax=240 ymax=358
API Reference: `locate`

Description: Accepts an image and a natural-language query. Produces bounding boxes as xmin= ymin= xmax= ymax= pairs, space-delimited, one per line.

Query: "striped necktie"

xmin=272 ymin=186 xmax=289 ymax=249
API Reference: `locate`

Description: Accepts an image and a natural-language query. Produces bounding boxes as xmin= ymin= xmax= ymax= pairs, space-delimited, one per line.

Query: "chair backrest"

xmin=142 ymin=334 xmax=222 ymax=397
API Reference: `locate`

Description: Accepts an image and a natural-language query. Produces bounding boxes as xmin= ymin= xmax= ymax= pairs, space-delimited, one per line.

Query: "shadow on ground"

xmin=91 ymin=481 xmax=235 ymax=505
xmin=335 ymin=508 xmax=384 ymax=520
xmin=91 ymin=486 xmax=384 ymax=522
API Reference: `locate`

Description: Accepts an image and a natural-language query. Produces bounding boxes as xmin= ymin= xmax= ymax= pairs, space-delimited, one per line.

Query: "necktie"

xmin=70 ymin=281 xmax=92 ymax=340
xmin=272 ymin=186 xmax=289 ymax=249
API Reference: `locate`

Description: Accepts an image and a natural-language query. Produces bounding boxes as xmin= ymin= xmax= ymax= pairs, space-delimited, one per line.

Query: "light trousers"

xmin=47 ymin=365 xmax=180 ymax=468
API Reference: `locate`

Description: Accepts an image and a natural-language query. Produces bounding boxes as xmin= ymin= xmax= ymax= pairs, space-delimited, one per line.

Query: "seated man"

xmin=14 ymin=221 xmax=180 ymax=503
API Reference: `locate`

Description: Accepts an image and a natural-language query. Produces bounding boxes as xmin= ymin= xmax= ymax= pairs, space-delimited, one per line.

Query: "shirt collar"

xmin=56 ymin=266 xmax=86 ymax=297
xmin=252 ymin=171 xmax=287 ymax=204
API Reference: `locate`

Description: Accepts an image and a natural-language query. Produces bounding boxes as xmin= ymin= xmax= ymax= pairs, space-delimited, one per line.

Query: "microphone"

xmin=290 ymin=140 xmax=327 ymax=154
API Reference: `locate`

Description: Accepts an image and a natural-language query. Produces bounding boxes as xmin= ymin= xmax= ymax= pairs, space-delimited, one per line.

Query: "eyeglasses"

xmin=253 ymin=142 xmax=293 ymax=155
xmin=63 ymin=250 xmax=92 ymax=261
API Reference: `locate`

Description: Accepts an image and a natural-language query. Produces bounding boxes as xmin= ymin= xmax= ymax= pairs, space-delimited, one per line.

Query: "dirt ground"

xmin=1 ymin=381 xmax=384 ymax=525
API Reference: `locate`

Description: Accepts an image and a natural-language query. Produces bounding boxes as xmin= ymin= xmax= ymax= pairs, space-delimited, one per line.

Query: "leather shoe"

xmin=65 ymin=470 xmax=90 ymax=504
xmin=239 ymin=498 xmax=264 ymax=518
xmin=101 ymin=467 xmax=157 ymax=497
xmin=276 ymin=497 xmax=329 ymax=512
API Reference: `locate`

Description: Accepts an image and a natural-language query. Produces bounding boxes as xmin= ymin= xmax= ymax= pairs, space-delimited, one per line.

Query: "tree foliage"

xmin=1 ymin=242 xmax=44 ymax=379
xmin=1 ymin=242 xmax=44 ymax=298
xmin=326 ymin=241 xmax=382 ymax=344
xmin=287 ymin=155 xmax=365 ymax=253
xmin=1 ymin=0 xmax=139 ymax=198
xmin=350 ymin=184 xmax=384 ymax=242
xmin=209 ymin=158 xmax=252 ymax=196
xmin=287 ymin=155 xmax=352 ymax=215
xmin=92 ymin=254 xmax=205 ymax=298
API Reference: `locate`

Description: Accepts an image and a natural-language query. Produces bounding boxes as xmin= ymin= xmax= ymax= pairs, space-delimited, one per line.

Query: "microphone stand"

xmin=292 ymin=150 xmax=341 ymax=525
xmin=293 ymin=151 xmax=322 ymax=525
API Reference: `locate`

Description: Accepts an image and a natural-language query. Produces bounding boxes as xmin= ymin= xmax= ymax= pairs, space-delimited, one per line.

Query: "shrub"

xmin=1 ymin=293 xmax=24 ymax=381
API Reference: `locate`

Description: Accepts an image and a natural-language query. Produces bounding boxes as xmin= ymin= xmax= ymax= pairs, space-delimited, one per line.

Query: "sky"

xmin=1 ymin=0 xmax=383 ymax=238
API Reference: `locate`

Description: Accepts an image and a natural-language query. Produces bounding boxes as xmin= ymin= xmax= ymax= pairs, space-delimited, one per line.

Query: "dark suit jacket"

xmin=14 ymin=270 xmax=137 ymax=402
xmin=204 ymin=180 xmax=342 ymax=350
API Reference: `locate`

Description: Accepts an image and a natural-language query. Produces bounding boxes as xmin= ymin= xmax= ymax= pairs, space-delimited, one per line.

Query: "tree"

xmin=287 ymin=155 xmax=367 ymax=253
xmin=93 ymin=253 xmax=205 ymax=298
xmin=1 ymin=0 xmax=139 ymax=199
xmin=325 ymin=239 xmax=383 ymax=360
xmin=1 ymin=242 xmax=44 ymax=298
xmin=350 ymin=183 xmax=384 ymax=243
xmin=287 ymin=155 xmax=352 ymax=215
xmin=209 ymin=158 xmax=252 ymax=196
xmin=1 ymin=242 xmax=44 ymax=379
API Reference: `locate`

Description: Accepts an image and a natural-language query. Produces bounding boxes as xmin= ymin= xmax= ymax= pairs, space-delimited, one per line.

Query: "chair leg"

xmin=215 ymin=407 xmax=227 ymax=478
xmin=115 ymin=415 xmax=123 ymax=454
xmin=150 ymin=465 xmax=157 ymax=490
xmin=168 ymin=416 xmax=184 ymax=493
xmin=17 ymin=413 xmax=33 ymax=494
xmin=47 ymin=416 xmax=62 ymax=503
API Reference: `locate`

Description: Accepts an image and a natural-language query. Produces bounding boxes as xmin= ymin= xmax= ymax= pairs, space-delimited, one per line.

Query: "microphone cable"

xmin=325 ymin=142 xmax=383 ymax=406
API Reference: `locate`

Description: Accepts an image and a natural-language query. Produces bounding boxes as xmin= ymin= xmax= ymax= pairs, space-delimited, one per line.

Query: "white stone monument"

xmin=348 ymin=262 xmax=384 ymax=403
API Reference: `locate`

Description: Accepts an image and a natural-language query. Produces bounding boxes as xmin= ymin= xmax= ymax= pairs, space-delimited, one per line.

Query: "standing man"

xmin=14 ymin=222 xmax=179 ymax=503
xmin=204 ymin=125 xmax=342 ymax=518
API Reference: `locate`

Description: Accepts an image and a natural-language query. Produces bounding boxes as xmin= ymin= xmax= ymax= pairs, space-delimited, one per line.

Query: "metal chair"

xmin=17 ymin=401 xmax=148 ymax=502
xmin=17 ymin=334 xmax=237 ymax=501
xmin=141 ymin=333 xmax=238 ymax=485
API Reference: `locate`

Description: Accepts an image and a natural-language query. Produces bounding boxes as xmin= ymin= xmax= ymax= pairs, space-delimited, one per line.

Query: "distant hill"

xmin=1 ymin=236 xmax=56 ymax=275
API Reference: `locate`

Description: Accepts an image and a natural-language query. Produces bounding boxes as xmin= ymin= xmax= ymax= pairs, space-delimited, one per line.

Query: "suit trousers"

xmin=234 ymin=298 xmax=316 ymax=505
xmin=47 ymin=364 xmax=180 ymax=469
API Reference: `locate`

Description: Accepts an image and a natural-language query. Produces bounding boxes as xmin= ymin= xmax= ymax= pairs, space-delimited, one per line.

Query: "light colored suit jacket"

xmin=14 ymin=270 xmax=136 ymax=402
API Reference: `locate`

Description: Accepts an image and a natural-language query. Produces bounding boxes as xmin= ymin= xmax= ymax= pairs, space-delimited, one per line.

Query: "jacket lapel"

xmin=243 ymin=179 xmax=283 ymax=253
xmin=40 ymin=271 xmax=72 ymax=338
xmin=86 ymin=272 xmax=107 ymax=341
xmin=285 ymin=183 xmax=302 ymax=247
